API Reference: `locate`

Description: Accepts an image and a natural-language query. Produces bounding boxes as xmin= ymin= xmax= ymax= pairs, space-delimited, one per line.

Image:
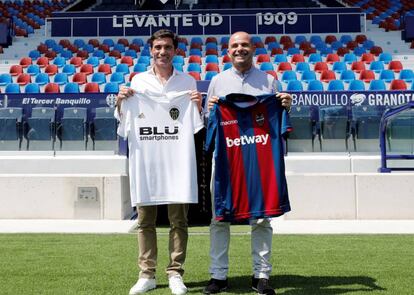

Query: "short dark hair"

xmin=149 ymin=29 xmax=178 ymax=49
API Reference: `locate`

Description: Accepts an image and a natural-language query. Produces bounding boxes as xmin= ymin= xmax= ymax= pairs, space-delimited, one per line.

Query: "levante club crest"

xmin=255 ymin=113 xmax=265 ymax=126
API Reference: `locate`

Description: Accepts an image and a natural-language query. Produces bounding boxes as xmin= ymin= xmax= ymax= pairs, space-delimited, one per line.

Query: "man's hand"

xmin=276 ymin=92 xmax=292 ymax=110
xmin=116 ymin=86 xmax=136 ymax=112
xmin=207 ymin=96 xmax=219 ymax=111
xmin=190 ymin=90 xmax=202 ymax=112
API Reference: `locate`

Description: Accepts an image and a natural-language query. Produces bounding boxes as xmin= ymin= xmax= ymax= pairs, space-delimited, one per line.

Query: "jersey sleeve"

xmin=192 ymin=101 xmax=204 ymax=134
xmin=204 ymin=104 xmax=218 ymax=152
xmin=116 ymin=99 xmax=131 ymax=139
xmin=281 ymin=109 xmax=292 ymax=138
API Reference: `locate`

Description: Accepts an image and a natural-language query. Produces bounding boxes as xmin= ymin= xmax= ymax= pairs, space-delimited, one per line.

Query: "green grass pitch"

xmin=1 ymin=227 xmax=413 ymax=295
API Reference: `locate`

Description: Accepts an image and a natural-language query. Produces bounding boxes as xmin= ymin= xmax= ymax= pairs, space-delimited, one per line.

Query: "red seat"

xmin=59 ymin=39 xmax=71 ymax=48
xmin=19 ymin=57 xmax=32 ymax=68
xmin=76 ymin=50 xmax=89 ymax=60
xmin=117 ymin=38 xmax=129 ymax=47
xmin=320 ymin=70 xmax=336 ymax=82
xmin=188 ymin=71 xmax=201 ymax=81
xmin=222 ymin=55 xmax=231 ymax=64
xmin=84 ymin=82 xmax=100 ymax=93
xmin=359 ymin=70 xmax=375 ymax=82
xmin=290 ymin=54 xmax=305 ymax=64
xmin=221 ymin=43 xmax=228 ymax=50
xmin=282 ymin=42 xmax=295 ymax=50
xmin=98 ymin=64 xmax=112 ymax=75
xmin=314 ymin=62 xmax=329 ymax=73
xmin=9 ymin=65 xmax=23 ymax=76
xmin=270 ymin=47 xmax=283 ymax=56
xmin=36 ymin=57 xmax=49 ymax=68
xmin=388 ymin=60 xmax=403 ymax=72
xmin=205 ymin=48 xmax=218 ymax=56
xmin=325 ymin=53 xmax=340 ymax=64
xmin=70 ymin=56 xmax=83 ymax=67
xmin=88 ymin=39 xmax=100 ymax=48
xmin=17 ymin=73 xmax=31 ymax=85
xmin=190 ymin=43 xmax=202 ymax=50
xmin=120 ymin=56 xmax=134 ymax=67
xmin=355 ymin=34 xmax=368 ymax=44
xmin=346 ymin=41 xmax=358 ymax=50
xmin=325 ymin=35 xmax=337 ymax=44
xmin=45 ymin=50 xmax=57 ymax=60
xmin=299 ymin=41 xmax=312 ymax=51
xmin=266 ymin=70 xmax=278 ymax=79
xmin=44 ymin=82 xmax=60 ymax=93
xmin=254 ymin=42 xmax=264 ymax=48
xmin=370 ymin=46 xmax=383 ymax=56
xmin=279 ymin=35 xmax=292 ymax=45
xmin=109 ymin=50 xmax=121 ymax=59
xmin=44 ymin=64 xmax=58 ymax=76
xmin=389 ymin=79 xmax=407 ymax=90
xmin=205 ymin=63 xmax=220 ymax=72
xmin=176 ymin=49 xmax=186 ymax=57
xmin=336 ymin=47 xmax=350 ymax=57
xmin=188 ymin=55 xmax=202 ymax=64
xmin=98 ymin=44 xmax=110 ymax=53
xmin=256 ymin=54 xmax=271 ymax=64
xmin=277 ymin=62 xmax=292 ymax=73
xmin=206 ymin=37 xmax=218 ymax=44
xmin=72 ymin=72 xmax=87 ymax=85
xmin=351 ymin=61 xmax=366 ymax=73
xmin=265 ymin=36 xmax=276 ymax=44
xmin=360 ymin=53 xmax=375 ymax=64
xmin=303 ymin=48 xmax=317 ymax=56
xmin=178 ymin=37 xmax=188 ymax=45
xmin=37 ymin=43 xmax=48 ymax=54
xmin=80 ymin=64 xmax=93 ymax=76
xmin=128 ymin=44 xmax=141 ymax=52
xmin=67 ymin=44 xmax=78 ymax=54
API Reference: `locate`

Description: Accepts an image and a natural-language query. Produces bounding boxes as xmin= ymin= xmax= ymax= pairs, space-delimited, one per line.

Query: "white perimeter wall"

xmin=0 ymin=153 xmax=413 ymax=220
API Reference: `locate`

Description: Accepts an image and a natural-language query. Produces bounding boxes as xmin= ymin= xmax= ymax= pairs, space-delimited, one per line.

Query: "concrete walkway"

xmin=1 ymin=219 xmax=414 ymax=234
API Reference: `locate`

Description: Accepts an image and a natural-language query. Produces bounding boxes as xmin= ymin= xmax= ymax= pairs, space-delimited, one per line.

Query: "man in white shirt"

xmin=116 ymin=29 xmax=203 ymax=295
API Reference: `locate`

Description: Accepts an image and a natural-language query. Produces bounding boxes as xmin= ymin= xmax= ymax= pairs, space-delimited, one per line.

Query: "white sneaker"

xmin=129 ymin=278 xmax=156 ymax=294
xmin=168 ymin=274 xmax=187 ymax=295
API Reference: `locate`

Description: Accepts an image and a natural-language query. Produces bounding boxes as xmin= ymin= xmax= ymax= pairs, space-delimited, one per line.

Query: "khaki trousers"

xmin=137 ymin=204 xmax=189 ymax=279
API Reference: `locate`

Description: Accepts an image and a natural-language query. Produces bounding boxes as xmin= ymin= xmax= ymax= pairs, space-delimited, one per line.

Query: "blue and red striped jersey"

xmin=205 ymin=93 xmax=292 ymax=221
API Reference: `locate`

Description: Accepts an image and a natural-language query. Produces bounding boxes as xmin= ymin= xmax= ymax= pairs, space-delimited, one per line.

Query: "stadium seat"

xmin=0 ymin=73 xmax=12 ymax=86
xmin=325 ymin=35 xmax=337 ymax=44
xmin=80 ymin=64 xmax=93 ymax=76
xmin=72 ymin=72 xmax=87 ymax=85
xmin=351 ymin=61 xmax=366 ymax=73
xmin=16 ymin=73 xmax=31 ymax=86
xmin=104 ymin=82 xmax=119 ymax=93
xmin=0 ymin=107 xmax=23 ymax=149
xmin=307 ymin=80 xmax=324 ymax=91
xmin=133 ymin=63 xmax=147 ymax=73
xmin=348 ymin=80 xmax=365 ymax=90
xmin=43 ymin=83 xmax=60 ymax=93
xmin=172 ymin=55 xmax=185 ymax=65
xmin=332 ymin=62 xmax=347 ymax=73
xmin=314 ymin=62 xmax=329 ymax=73
xmin=205 ymin=63 xmax=220 ymax=72
xmin=281 ymin=70 xmax=297 ymax=82
xmin=120 ymin=56 xmax=133 ymax=67
xmin=125 ymin=49 xmax=138 ymax=58
xmin=339 ymin=70 xmax=356 ymax=83
xmin=331 ymin=41 xmax=343 ymax=51
xmin=5 ymin=83 xmax=20 ymax=93
xmin=97 ymin=63 xmax=112 ymax=75
xmin=52 ymin=72 xmax=68 ymax=86
xmin=343 ymin=53 xmax=357 ymax=64
xmin=320 ymin=70 xmax=336 ymax=82
xmin=388 ymin=60 xmax=403 ymax=72
xmin=287 ymin=80 xmax=303 ymax=91
xmin=368 ymin=79 xmax=386 ymax=90
xmin=259 ymin=62 xmax=274 ymax=71
xmin=327 ymin=80 xmax=344 ymax=91
xmin=359 ymin=70 xmax=376 ymax=82
xmin=301 ymin=70 xmax=316 ymax=83
xmin=360 ymin=53 xmax=375 ymax=64
xmin=84 ymin=82 xmax=100 ymax=93
xmin=326 ymin=53 xmax=340 ymax=64
xmin=287 ymin=47 xmax=300 ymax=56
xmin=336 ymin=47 xmax=350 ymax=57
xmin=137 ymin=56 xmax=151 ymax=67
xmin=187 ymin=63 xmax=201 ymax=73
xmin=110 ymin=72 xmax=125 ymax=84
xmin=318 ymin=106 xmax=350 ymax=151
xmin=62 ymin=64 xmax=76 ymax=76
xmin=115 ymin=63 xmax=130 ymax=75
xmin=33 ymin=73 xmax=49 ymax=86
xmin=378 ymin=52 xmax=392 ymax=64
xmin=290 ymin=54 xmax=305 ymax=64
xmin=90 ymin=107 xmax=118 ymax=148
xmin=277 ymin=62 xmax=292 ymax=73
xmin=189 ymin=49 xmax=202 ymax=56
xmin=86 ymin=56 xmax=100 ymax=68
xmin=19 ymin=57 xmax=32 ymax=68
xmin=369 ymin=61 xmax=385 ymax=73
xmin=10 ymin=65 xmax=23 ymax=76
xmin=188 ymin=72 xmax=201 ymax=81
xmin=274 ymin=54 xmax=288 ymax=64
xmin=24 ymin=83 xmax=40 ymax=93
xmin=27 ymin=64 xmax=40 ymax=76
xmin=29 ymin=50 xmax=41 ymax=59
xmin=44 ymin=64 xmax=58 ymax=76
xmin=256 ymin=54 xmax=271 ymax=64
xmin=92 ymin=49 xmax=105 ymax=60
xmin=398 ymin=69 xmax=414 ymax=82
xmin=45 ymin=50 xmax=57 ymax=60
xmin=223 ymin=63 xmax=232 ymax=71
xmin=91 ymin=72 xmax=107 ymax=85
xmin=353 ymin=47 xmax=366 ymax=56
xmin=389 ymin=79 xmax=407 ymax=90
xmin=205 ymin=71 xmax=218 ymax=81
xmin=64 ymin=82 xmax=80 ymax=93
xmin=295 ymin=62 xmax=310 ymax=73
xmin=57 ymin=107 xmax=88 ymax=149
xmin=25 ymin=107 xmax=56 ymax=150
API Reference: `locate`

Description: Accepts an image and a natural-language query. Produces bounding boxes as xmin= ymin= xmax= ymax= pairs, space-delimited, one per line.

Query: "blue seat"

xmin=294 ymin=35 xmax=307 ymax=44
xmin=220 ymin=36 xmax=229 ymax=45
xmin=205 ymin=71 xmax=218 ymax=81
xmin=5 ymin=83 xmax=20 ymax=93
xmin=92 ymin=49 xmax=105 ymax=59
xmin=53 ymin=56 xmax=66 ymax=68
xmin=223 ymin=63 xmax=232 ymax=71
xmin=307 ymin=80 xmax=324 ymax=91
xmin=295 ymin=62 xmax=310 ymax=73
xmin=332 ymin=61 xmax=347 ymax=73
xmin=74 ymin=39 xmax=85 ymax=48
xmin=351 ymin=105 xmax=383 ymax=140
xmin=319 ymin=106 xmax=350 ymax=140
xmin=64 ymin=82 xmax=80 ymax=93
xmin=399 ymin=69 xmax=414 ymax=83
xmin=340 ymin=35 xmax=353 ymax=44
xmin=339 ymin=70 xmax=356 ymax=83
xmin=273 ymin=54 xmax=288 ymax=64
xmin=57 ymin=107 xmax=87 ymax=146
xmin=27 ymin=64 xmax=40 ymax=76
xmin=190 ymin=36 xmax=203 ymax=45
xmin=132 ymin=38 xmax=144 ymax=46
xmin=91 ymin=72 xmax=107 ymax=85
xmin=45 ymin=39 xmax=57 ymax=48
xmin=300 ymin=70 xmax=316 ymax=83
xmin=62 ymin=64 xmax=76 ymax=76
xmin=86 ymin=56 xmax=100 ymax=67
xmin=113 ymin=43 xmax=125 ymax=53
xmin=369 ymin=61 xmax=385 ymax=73
xmin=83 ymin=44 xmax=94 ymax=53
xmin=25 ymin=83 xmax=40 ymax=93
xmin=0 ymin=107 xmax=23 ymax=146
xmin=103 ymin=82 xmax=119 ymax=93
xmin=267 ymin=42 xmax=280 ymax=50
xmin=288 ymin=106 xmax=315 ymax=141
xmin=187 ymin=63 xmax=201 ymax=73
xmin=205 ymin=55 xmax=219 ymax=64
xmin=331 ymin=41 xmax=343 ymax=51
xmin=140 ymin=48 xmax=151 ymax=57
xmin=90 ymin=107 xmax=118 ymax=144
xmin=320 ymin=47 xmax=333 ymax=56
xmin=102 ymin=38 xmax=115 ymax=48
xmin=368 ymin=79 xmax=386 ymax=91
xmin=378 ymin=52 xmax=392 ymax=64
xmin=379 ymin=70 xmax=395 ymax=83
xmin=52 ymin=44 xmax=64 ymax=54
xmin=310 ymin=35 xmax=323 ymax=45
xmin=29 ymin=50 xmax=41 ymax=59
xmin=103 ymin=56 xmax=117 ymax=68
xmin=173 ymin=63 xmax=183 ymax=72
xmin=327 ymin=80 xmax=345 ymax=91
xmin=177 ymin=42 xmax=187 ymax=52
xmin=259 ymin=62 xmax=274 ymax=71
xmin=205 ymin=42 xmax=218 ymax=50
xmin=353 ymin=47 xmax=366 ymax=56
xmin=172 ymin=55 xmax=185 ymax=65
xmin=133 ymin=63 xmax=147 ymax=73
xmin=189 ymin=48 xmax=202 ymax=56
xmin=34 ymin=73 xmax=50 ymax=86
xmin=53 ymin=72 xmax=68 ymax=85
xmin=286 ymin=80 xmax=303 ymax=91
xmin=0 ymin=73 xmax=13 ymax=86
xmin=308 ymin=53 xmax=322 ymax=64
xmin=362 ymin=40 xmax=375 ymax=50
xmin=281 ymin=70 xmax=297 ymax=82
xmin=343 ymin=53 xmax=357 ymax=64
xmin=124 ymin=49 xmax=137 ymax=58
xmin=115 ymin=63 xmax=129 ymax=75
xmin=137 ymin=56 xmax=151 ymax=67
xmin=287 ymin=47 xmax=300 ymax=56
xmin=60 ymin=50 xmax=73 ymax=60
xmin=25 ymin=107 xmax=55 ymax=144
xmin=348 ymin=80 xmax=365 ymax=90
xmin=110 ymin=72 xmax=125 ymax=84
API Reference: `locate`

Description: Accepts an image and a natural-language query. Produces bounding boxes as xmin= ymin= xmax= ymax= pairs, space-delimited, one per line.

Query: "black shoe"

xmin=203 ymin=278 xmax=228 ymax=294
xmin=252 ymin=277 xmax=276 ymax=295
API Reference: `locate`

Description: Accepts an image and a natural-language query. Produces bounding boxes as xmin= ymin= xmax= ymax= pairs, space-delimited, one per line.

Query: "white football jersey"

xmin=117 ymin=90 xmax=204 ymax=206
